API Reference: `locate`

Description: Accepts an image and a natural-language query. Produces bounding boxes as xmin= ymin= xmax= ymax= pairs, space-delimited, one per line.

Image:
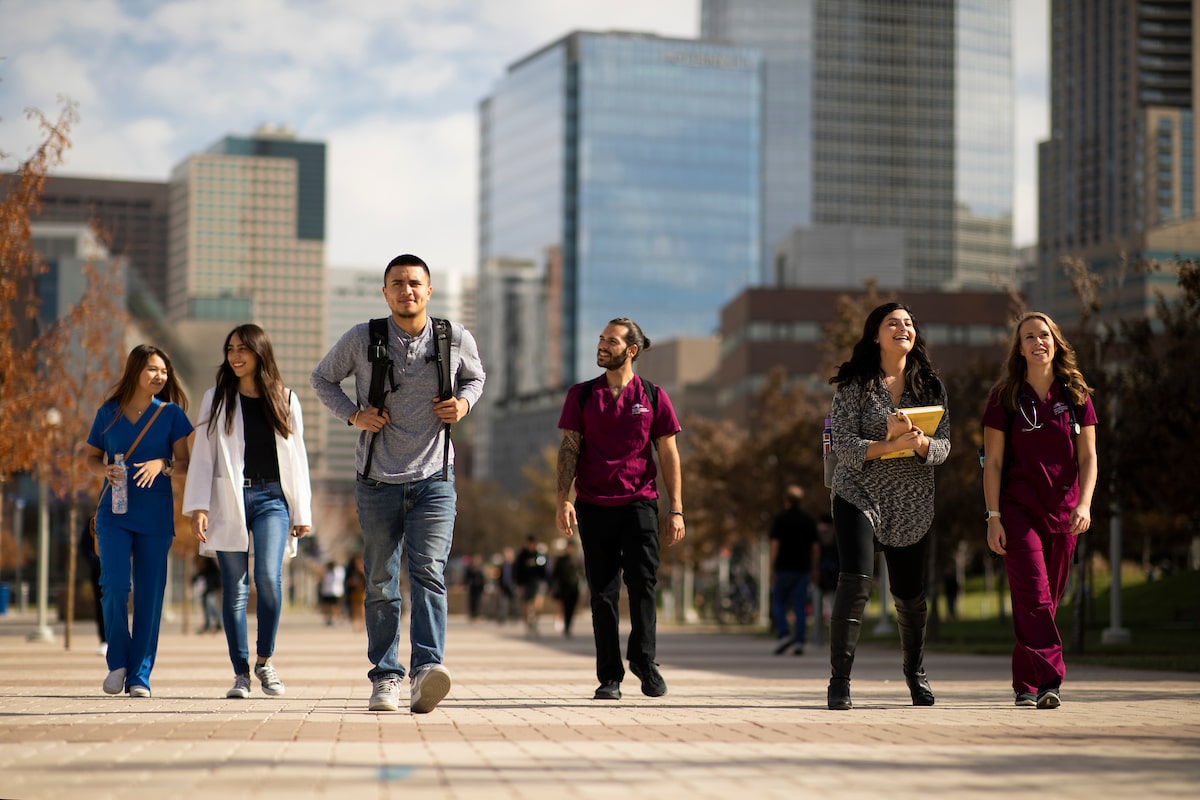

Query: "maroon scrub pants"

xmin=1002 ymin=507 xmax=1079 ymax=695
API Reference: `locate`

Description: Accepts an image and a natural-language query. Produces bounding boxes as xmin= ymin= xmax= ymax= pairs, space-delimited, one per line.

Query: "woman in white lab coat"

xmin=184 ymin=324 xmax=312 ymax=700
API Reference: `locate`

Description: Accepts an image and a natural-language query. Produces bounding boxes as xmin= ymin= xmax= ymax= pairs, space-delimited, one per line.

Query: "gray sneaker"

xmin=369 ymin=675 xmax=402 ymax=712
xmin=410 ymin=664 xmax=452 ymax=714
xmin=227 ymin=673 xmax=252 ymax=699
xmin=102 ymin=667 xmax=126 ymax=695
xmin=254 ymin=661 xmax=286 ymax=696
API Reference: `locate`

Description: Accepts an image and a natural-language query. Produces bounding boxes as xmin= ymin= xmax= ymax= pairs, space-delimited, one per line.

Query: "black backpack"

xmin=362 ymin=316 xmax=455 ymax=480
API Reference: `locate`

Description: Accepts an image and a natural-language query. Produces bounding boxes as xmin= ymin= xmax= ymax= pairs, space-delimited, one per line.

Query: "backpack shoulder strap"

xmin=431 ymin=317 xmax=453 ymax=401
xmin=640 ymin=376 xmax=658 ymax=416
xmin=366 ymin=317 xmax=391 ymax=409
xmin=576 ymin=375 xmax=604 ymax=411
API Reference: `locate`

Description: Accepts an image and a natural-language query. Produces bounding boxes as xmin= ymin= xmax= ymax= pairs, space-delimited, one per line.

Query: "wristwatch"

xmin=162 ymin=458 xmax=174 ymax=477
xmin=985 ymin=510 xmax=1001 ymax=521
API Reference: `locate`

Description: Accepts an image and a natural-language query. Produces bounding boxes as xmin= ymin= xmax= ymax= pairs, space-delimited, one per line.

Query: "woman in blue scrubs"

xmin=82 ymin=345 xmax=192 ymax=698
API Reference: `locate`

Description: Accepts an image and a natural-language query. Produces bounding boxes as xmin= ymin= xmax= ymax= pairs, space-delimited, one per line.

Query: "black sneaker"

xmin=629 ymin=661 xmax=667 ymax=697
xmin=1014 ymin=691 xmax=1037 ymax=707
xmin=1036 ymin=688 xmax=1061 ymax=709
xmin=773 ymin=637 xmax=795 ymax=655
xmin=593 ymin=681 xmax=621 ymax=701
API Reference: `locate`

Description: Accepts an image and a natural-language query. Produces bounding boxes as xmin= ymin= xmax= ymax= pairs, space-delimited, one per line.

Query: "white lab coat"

xmin=183 ymin=388 xmax=313 ymax=558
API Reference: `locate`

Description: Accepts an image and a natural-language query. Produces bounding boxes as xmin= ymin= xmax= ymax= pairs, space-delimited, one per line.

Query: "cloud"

xmin=325 ymin=113 xmax=477 ymax=272
xmin=10 ymin=45 xmax=99 ymax=109
xmin=60 ymin=116 xmax=177 ymax=178
xmin=0 ymin=0 xmax=134 ymax=49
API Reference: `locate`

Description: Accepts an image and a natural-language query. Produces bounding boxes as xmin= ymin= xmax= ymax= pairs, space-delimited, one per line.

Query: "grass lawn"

xmin=865 ymin=566 xmax=1200 ymax=673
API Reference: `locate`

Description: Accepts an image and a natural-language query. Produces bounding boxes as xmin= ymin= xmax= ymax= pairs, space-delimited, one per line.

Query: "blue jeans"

xmin=771 ymin=571 xmax=811 ymax=642
xmin=356 ymin=469 xmax=456 ymax=681
xmin=216 ymin=481 xmax=290 ymax=675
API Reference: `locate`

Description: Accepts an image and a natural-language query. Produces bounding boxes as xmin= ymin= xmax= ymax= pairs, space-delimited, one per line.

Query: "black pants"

xmin=576 ymin=499 xmax=660 ymax=684
xmin=832 ymin=495 xmax=927 ymax=602
xmin=559 ymin=587 xmax=580 ymax=635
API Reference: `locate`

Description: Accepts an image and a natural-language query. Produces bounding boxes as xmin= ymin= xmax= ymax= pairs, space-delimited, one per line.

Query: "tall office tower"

xmin=703 ymin=0 xmax=1013 ymax=290
xmin=477 ymin=31 xmax=762 ymax=482
xmin=29 ymin=176 xmax=170 ymax=309
xmin=479 ymin=31 xmax=761 ymax=386
xmin=1037 ymin=0 xmax=1197 ymax=324
xmin=167 ymin=126 xmax=327 ymax=460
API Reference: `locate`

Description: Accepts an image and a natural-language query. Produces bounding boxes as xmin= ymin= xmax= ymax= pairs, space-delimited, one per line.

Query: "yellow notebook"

xmin=880 ymin=405 xmax=944 ymax=459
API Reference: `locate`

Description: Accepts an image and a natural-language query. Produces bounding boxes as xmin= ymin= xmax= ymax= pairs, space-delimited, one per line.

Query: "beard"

xmin=596 ymin=347 xmax=629 ymax=369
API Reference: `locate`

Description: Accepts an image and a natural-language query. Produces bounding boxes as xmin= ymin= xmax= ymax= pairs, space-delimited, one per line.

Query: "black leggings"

xmin=832 ymin=495 xmax=928 ymax=602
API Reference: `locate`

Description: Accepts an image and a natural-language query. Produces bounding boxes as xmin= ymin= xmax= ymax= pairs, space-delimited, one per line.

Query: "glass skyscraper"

xmin=1037 ymin=0 xmax=1196 ymax=324
xmin=480 ymin=31 xmax=762 ymax=387
xmin=703 ymin=0 xmax=1013 ymax=290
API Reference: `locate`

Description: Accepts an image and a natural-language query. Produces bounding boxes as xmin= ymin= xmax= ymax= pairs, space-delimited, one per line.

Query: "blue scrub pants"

xmin=96 ymin=523 xmax=174 ymax=693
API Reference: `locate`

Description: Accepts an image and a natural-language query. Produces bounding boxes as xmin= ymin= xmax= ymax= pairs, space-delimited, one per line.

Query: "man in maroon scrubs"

xmin=555 ymin=317 xmax=685 ymax=701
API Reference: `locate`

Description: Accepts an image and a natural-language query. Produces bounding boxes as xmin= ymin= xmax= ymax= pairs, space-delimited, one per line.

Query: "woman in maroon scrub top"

xmin=981 ymin=312 xmax=1098 ymax=711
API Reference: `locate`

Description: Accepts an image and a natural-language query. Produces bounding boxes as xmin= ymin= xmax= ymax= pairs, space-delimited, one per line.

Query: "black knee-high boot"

xmin=827 ymin=573 xmax=873 ymax=710
xmin=894 ymin=594 xmax=935 ymax=706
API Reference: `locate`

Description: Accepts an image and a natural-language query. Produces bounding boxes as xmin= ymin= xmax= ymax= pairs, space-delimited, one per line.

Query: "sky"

xmin=0 ymin=0 xmax=1049 ymax=274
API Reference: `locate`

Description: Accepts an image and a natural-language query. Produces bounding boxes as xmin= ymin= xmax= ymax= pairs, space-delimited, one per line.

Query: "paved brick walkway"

xmin=1 ymin=608 xmax=1197 ymax=799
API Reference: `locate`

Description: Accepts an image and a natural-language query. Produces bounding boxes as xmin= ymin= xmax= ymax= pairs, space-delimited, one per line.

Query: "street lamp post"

xmin=14 ymin=497 xmax=27 ymax=612
xmin=28 ymin=407 xmax=62 ymax=643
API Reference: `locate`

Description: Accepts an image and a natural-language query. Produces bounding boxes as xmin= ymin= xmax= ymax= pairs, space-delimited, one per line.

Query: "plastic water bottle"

xmin=111 ymin=453 xmax=128 ymax=515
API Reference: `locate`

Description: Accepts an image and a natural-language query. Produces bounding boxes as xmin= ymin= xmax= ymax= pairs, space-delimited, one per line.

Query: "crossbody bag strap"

xmin=97 ymin=402 xmax=168 ymax=504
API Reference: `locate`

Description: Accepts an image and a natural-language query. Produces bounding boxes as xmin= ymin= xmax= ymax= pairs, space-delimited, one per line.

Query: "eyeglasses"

xmin=1017 ymin=395 xmax=1042 ymax=432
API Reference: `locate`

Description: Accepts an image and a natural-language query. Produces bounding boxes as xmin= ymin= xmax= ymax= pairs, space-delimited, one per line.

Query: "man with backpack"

xmin=311 ymin=253 xmax=485 ymax=714
xmin=555 ymin=317 xmax=685 ymax=701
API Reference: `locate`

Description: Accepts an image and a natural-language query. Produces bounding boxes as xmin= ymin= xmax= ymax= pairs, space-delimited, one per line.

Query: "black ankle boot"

xmin=827 ymin=677 xmax=852 ymax=710
xmin=905 ymin=669 xmax=935 ymax=706
xmin=827 ymin=573 xmax=873 ymax=711
xmin=894 ymin=595 xmax=935 ymax=706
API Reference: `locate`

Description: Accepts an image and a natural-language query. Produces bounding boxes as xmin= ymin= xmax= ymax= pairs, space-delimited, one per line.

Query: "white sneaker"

xmin=128 ymin=685 xmax=151 ymax=698
xmin=369 ymin=675 xmax=401 ymax=712
xmin=97 ymin=643 xmax=108 ymax=656
xmin=253 ymin=661 xmax=286 ymax=696
xmin=227 ymin=673 xmax=251 ymax=699
xmin=103 ymin=667 xmax=126 ymax=695
xmin=410 ymin=664 xmax=451 ymax=714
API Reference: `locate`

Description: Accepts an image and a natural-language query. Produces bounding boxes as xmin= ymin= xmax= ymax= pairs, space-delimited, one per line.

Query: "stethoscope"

xmin=1016 ymin=394 xmax=1042 ymax=432
xmin=1017 ymin=391 xmax=1081 ymax=435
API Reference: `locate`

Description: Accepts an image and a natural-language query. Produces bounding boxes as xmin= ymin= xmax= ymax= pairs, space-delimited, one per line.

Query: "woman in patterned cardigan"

xmin=826 ymin=302 xmax=951 ymax=710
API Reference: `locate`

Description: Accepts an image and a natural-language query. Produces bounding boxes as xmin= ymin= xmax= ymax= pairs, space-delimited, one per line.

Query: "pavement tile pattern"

xmin=1 ymin=610 xmax=1198 ymax=799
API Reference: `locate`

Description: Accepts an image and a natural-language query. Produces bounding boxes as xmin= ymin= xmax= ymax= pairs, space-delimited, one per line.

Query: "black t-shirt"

xmin=770 ymin=507 xmax=818 ymax=572
xmin=240 ymin=394 xmax=281 ymax=481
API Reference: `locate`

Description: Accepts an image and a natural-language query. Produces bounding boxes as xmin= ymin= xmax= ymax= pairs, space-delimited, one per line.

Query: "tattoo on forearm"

xmin=557 ymin=432 xmax=581 ymax=496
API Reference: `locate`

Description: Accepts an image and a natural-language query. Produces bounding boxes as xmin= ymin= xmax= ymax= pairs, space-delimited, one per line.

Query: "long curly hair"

xmin=206 ymin=324 xmax=292 ymax=437
xmin=104 ymin=344 xmax=189 ymax=412
xmin=829 ymin=302 xmax=941 ymax=404
xmin=993 ymin=311 xmax=1093 ymax=411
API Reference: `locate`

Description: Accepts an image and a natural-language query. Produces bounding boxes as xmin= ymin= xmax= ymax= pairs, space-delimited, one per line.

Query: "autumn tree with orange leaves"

xmin=2 ymin=102 xmax=129 ymax=630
